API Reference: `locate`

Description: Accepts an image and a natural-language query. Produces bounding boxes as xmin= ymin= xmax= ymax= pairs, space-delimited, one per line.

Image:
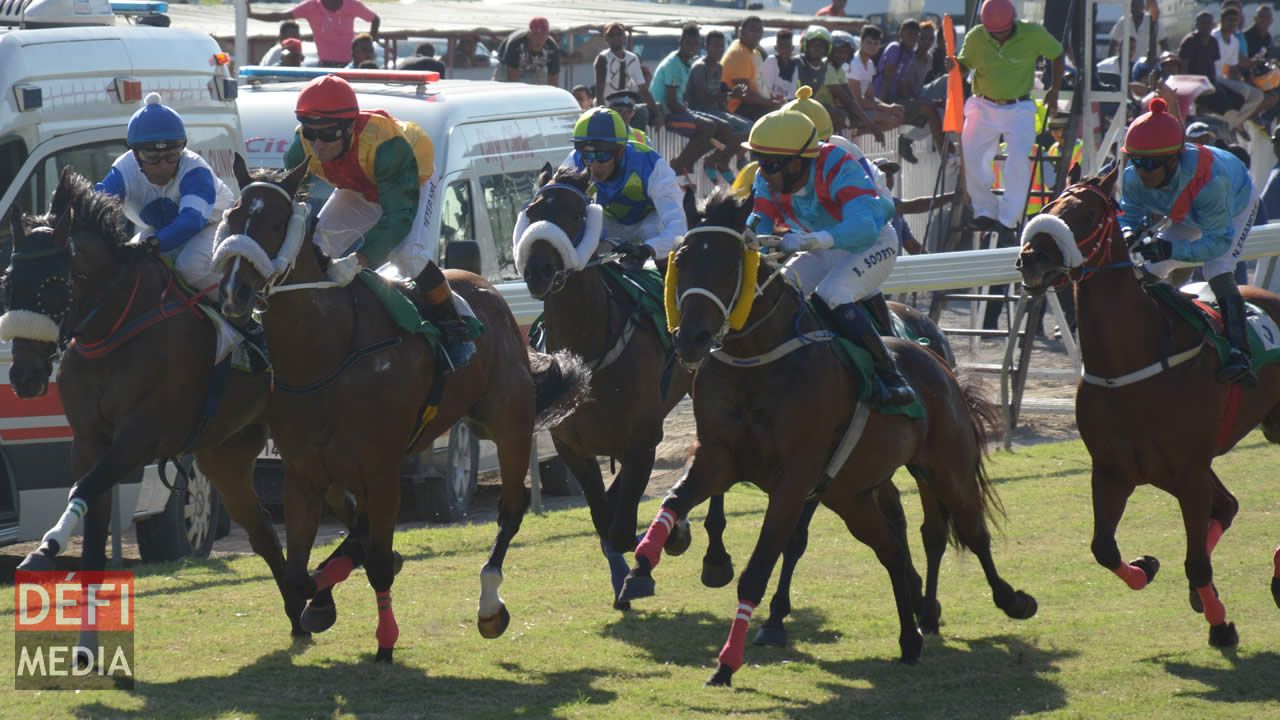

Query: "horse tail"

xmin=955 ymin=368 xmax=1006 ymax=526
xmin=529 ymin=349 xmax=592 ymax=430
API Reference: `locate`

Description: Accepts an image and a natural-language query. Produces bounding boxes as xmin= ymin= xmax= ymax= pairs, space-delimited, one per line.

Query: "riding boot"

xmin=829 ymin=301 xmax=916 ymax=407
xmin=413 ymin=261 xmax=476 ymax=372
xmin=1208 ymin=273 xmax=1257 ymax=386
xmin=859 ymin=293 xmax=894 ymax=336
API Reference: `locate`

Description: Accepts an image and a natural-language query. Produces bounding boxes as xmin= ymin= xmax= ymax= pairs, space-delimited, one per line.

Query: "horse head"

xmin=1 ymin=169 xmax=132 ymax=397
xmin=669 ymin=188 xmax=755 ymax=369
xmin=1017 ymin=167 xmax=1121 ymax=295
xmin=516 ymin=164 xmax=603 ymax=300
xmin=214 ymin=157 xmax=310 ymax=321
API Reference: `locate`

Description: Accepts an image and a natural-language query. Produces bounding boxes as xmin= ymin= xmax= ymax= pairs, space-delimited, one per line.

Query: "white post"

xmin=234 ymin=0 xmax=249 ymax=70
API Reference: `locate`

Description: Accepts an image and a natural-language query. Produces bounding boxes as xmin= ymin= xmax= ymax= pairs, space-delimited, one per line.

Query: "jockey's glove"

xmin=1136 ymin=238 xmax=1173 ymax=264
xmin=327 ymin=254 xmax=364 ymax=286
xmin=780 ymin=230 xmax=834 ymax=254
xmin=616 ymin=241 xmax=656 ymax=271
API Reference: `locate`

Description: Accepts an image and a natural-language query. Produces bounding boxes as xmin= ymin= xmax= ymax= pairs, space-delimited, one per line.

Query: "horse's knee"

xmin=366 ymin=549 xmax=396 ymax=593
xmin=1185 ymin=557 xmax=1213 ymax=589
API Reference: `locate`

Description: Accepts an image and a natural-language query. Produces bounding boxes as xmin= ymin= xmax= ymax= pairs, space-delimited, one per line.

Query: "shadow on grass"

xmin=72 ymin=645 xmax=621 ymax=720
xmin=602 ymin=606 xmax=840 ymax=669
xmin=1158 ymin=650 xmax=1280 ymax=703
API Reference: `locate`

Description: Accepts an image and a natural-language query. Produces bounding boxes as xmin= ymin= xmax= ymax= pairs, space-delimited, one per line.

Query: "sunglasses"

xmin=136 ymin=146 xmax=184 ymax=165
xmin=753 ymin=153 xmax=791 ymax=174
xmin=580 ymin=149 xmax=616 ymax=164
xmin=301 ymin=124 xmax=347 ymax=142
xmin=1128 ymin=155 xmax=1171 ymax=171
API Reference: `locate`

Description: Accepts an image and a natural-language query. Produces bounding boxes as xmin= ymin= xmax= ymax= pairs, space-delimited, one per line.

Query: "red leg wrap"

xmin=1197 ymin=584 xmax=1226 ymax=626
xmin=634 ymin=507 xmax=679 ymax=568
xmin=1112 ymin=563 xmax=1149 ymax=590
xmin=717 ymin=600 xmax=757 ymax=672
xmin=1206 ymin=519 xmax=1224 ymax=556
xmin=375 ymin=590 xmax=399 ymax=649
xmin=312 ymin=555 xmax=354 ymax=592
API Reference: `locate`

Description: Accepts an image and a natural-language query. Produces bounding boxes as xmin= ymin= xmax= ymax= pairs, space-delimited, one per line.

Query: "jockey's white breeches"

xmin=781 ymin=222 xmax=899 ymax=306
xmin=313 ymin=182 xmax=433 ymax=280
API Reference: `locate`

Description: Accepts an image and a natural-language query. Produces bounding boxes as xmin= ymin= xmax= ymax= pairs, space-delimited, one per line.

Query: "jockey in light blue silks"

xmin=96 ymin=92 xmax=235 ymax=294
xmin=558 ymin=107 xmax=687 ymax=271
xmin=744 ymin=108 xmax=914 ymax=406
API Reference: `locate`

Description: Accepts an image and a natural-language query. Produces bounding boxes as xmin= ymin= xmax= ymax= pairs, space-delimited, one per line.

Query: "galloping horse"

xmin=3 ymin=170 xmax=298 ymax=656
xmin=215 ymin=161 xmax=589 ymax=663
xmin=518 ymin=166 xmax=695 ymax=609
xmin=1017 ymin=168 xmax=1280 ymax=648
xmin=617 ymin=190 xmax=1036 ymax=686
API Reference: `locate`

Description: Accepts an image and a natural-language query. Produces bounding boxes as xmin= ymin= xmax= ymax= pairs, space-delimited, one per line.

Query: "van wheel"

xmin=136 ymin=456 xmax=220 ymax=563
xmin=538 ymin=457 xmax=581 ymax=496
xmin=426 ymin=423 xmax=479 ymax=523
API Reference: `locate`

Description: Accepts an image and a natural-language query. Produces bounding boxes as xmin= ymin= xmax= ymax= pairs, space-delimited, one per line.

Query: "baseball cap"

xmin=606 ymin=90 xmax=642 ymax=107
xmin=530 ymin=17 xmax=550 ymax=33
xmin=874 ymin=157 xmax=901 ymax=175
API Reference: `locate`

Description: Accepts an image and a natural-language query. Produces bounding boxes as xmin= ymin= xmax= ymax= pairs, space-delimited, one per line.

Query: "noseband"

xmin=213 ymin=181 xmax=320 ymax=301
xmin=521 ymin=182 xmax=604 ymax=297
xmin=1032 ymin=182 xmax=1131 ymax=286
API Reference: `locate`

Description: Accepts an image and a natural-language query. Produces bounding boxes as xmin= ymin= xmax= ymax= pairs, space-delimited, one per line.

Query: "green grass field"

xmin=4 ymin=435 xmax=1280 ymax=719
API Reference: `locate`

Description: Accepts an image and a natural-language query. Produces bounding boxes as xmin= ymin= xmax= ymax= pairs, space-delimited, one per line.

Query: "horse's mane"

xmin=549 ymin=165 xmax=590 ymax=190
xmin=697 ymin=187 xmax=750 ymax=231
xmin=33 ymin=169 xmax=130 ymax=248
xmin=247 ymin=167 xmax=309 ymax=202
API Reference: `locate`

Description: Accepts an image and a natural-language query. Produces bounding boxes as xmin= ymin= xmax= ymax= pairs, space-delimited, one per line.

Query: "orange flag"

xmin=943 ymin=15 xmax=964 ymax=134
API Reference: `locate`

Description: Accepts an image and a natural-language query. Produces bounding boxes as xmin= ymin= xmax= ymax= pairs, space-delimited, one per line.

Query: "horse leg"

xmin=908 ymin=466 xmax=949 ymax=634
xmin=874 ymin=479 xmax=928 ymax=630
xmin=753 ymin=496 xmax=820 ymax=648
xmin=363 ymin=475 xmax=401 ymax=663
xmin=701 ymin=494 xmax=735 ymax=588
xmin=72 ymin=491 xmax=112 ymax=671
xmin=1089 ymin=469 xmax=1159 ymax=591
xmin=707 ymin=486 xmax=812 ymax=687
xmin=553 ymin=441 xmax=625 ymax=607
xmin=1189 ymin=470 xmax=1238 ymax=613
xmin=478 ymin=426 xmax=534 ymax=639
xmin=281 ymin=469 xmax=322 ymax=640
xmin=1177 ymin=483 xmax=1239 ymax=647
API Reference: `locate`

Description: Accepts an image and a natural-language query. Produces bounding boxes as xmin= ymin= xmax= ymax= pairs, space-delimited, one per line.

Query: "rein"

xmin=70 ymin=271 xmax=211 ymax=359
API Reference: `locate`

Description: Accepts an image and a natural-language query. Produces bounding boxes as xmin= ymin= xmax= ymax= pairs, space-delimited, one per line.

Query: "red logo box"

xmin=14 ymin=571 xmax=134 ymax=632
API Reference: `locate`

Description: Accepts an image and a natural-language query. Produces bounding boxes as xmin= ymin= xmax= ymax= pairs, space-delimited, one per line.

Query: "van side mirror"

xmin=443 ymin=240 xmax=482 ymax=275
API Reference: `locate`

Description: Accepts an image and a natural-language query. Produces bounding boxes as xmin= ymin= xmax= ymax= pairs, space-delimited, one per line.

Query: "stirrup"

xmin=435 ymin=319 xmax=476 ymax=371
xmin=1217 ymin=352 xmax=1257 ymax=386
xmin=874 ymin=371 xmax=916 ymax=407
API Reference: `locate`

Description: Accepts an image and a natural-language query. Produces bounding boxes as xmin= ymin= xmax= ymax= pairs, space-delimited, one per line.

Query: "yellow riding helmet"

xmin=742 ymin=109 xmax=819 ymax=158
xmin=780 ymin=86 xmax=833 ymax=142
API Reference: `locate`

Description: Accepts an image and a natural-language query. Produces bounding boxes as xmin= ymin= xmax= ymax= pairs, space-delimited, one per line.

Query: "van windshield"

xmin=480 ymin=170 xmax=540 ymax=281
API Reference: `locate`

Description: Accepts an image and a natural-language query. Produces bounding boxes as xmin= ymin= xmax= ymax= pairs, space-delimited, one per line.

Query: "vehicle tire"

xmin=426 ymin=423 xmax=479 ymax=523
xmin=136 ymin=456 xmax=219 ymax=563
xmin=538 ymin=457 xmax=581 ymax=497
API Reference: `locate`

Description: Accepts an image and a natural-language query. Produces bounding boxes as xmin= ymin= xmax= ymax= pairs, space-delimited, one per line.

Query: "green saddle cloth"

xmin=1147 ymin=282 xmax=1280 ymax=369
xmin=356 ymin=271 xmax=484 ymax=351
xmin=528 ymin=263 xmax=671 ymax=353
xmin=809 ymin=300 xmax=927 ymax=420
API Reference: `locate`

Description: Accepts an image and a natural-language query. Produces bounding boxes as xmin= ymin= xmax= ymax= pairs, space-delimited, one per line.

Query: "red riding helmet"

xmin=980 ymin=0 xmax=1015 ymax=33
xmin=1123 ymin=97 xmax=1185 ymax=157
xmin=296 ymin=75 xmax=359 ymax=122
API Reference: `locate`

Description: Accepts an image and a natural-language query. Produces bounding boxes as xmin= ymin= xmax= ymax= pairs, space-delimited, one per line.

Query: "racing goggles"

xmin=752 ymin=153 xmax=793 ymax=174
xmin=1128 ymin=154 xmax=1173 ymax=171
xmin=135 ymin=144 xmax=185 ymax=165
xmin=578 ymin=146 xmax=618 ymax=164
xmin=300 ymin=123 xmax=349 ymax=142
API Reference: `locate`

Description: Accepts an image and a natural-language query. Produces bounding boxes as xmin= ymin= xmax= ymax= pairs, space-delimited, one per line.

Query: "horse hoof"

xmin=998 ymin=590 xmax=1038 ymax=620
xmin=664 ymin=518 xmax=692 ymax=557
xmin=1132 ymin=555 xmax=1160 ymax=585
xmin=899 ymin=629 xmax=924 ymax=665
xmin=374 ymin=647 xmax=394 ymax=664
xmin=752 ymin=623 xmax=788 ymax=648
xmin=618 ymin=573 xmax=655 ymax=603
xmin=290 ymin=629 xmax=313 ymax=645
xmin=478 ymin=604 xmax=511 ymax=639
xmin=612 ymin=597 xmax=632 ymax=612
xmin=300 ymin=598 xmax=337 ymax=634
xmin=392 ymin=551 xmax=404 ymax=577
xmin=73 ymin=647 xmax=96 ymax=673
xmin=17 ymin=551 xmax=55 ymax=573
xmin=918 ymin=599 xmax=942 ymax=635
xmin=706 ymin=664 xmax=734 ymax=687
xmin=701 ymin=557 xmax=735 ymax=588
xmin=1272 ymin=577 xmax=1280 ymax=609
xmin=1209 ymin=621 xmax=1239 ymax=648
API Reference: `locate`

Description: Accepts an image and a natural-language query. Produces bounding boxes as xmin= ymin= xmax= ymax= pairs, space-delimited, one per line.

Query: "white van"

xmin=236 ymin=68 xmax=581 ymax=521
xmin=0 ymin=22 xmax=243 ymax=560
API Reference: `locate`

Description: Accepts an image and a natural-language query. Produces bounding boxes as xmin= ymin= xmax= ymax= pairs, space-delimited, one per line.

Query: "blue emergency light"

xmin=109 ymin=1 xmax=168 ymax=13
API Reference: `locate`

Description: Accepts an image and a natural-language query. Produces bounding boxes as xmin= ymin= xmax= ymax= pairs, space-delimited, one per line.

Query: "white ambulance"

xmin=0 ymin=15 xmax=243 ymax=560
xmin=236 ymin=67 xmax=581 ymax=522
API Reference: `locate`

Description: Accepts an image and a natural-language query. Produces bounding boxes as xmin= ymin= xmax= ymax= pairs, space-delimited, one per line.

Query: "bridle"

xmin=523 ymin=182 xmax=603 ymax=297
xmin=674 ymin=225 xmax=789 ymax=345
xmin=1029 ymin=182 xmax=1133 ymax=289
xmin=214 ymin=180 xmax=324 ymax=306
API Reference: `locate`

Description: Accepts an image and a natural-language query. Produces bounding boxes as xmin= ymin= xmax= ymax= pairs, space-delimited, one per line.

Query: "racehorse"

xmin=617 ymin=189 xmax=1036 ymax=686
xmin=1017 ymin=168 xmax=1280 ymax=648
xmin=3 ymin=169 xmax=302 ymax=660
xmin=518 ymin=166 xmax=696 ymax=609
xmin=215 ymin=161 xmax=590 ymax=663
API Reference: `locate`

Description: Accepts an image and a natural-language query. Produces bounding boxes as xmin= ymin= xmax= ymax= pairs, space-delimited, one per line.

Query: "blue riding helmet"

xmin=127 ymin=92 xmax=186 ymax=148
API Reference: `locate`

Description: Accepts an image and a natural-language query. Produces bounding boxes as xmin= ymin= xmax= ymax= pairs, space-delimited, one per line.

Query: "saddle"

xmin=807 ymin=297 xmax=927 ymax=420
xmin=1147 ymin=281 xmax=1280 ymax=370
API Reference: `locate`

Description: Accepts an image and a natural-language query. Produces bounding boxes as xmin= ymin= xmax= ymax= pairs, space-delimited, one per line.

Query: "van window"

xmin=0 ymin=138 xmax=28 ymax=208
xmin=18 ymin=140 xmax=129 ymax=217
xmin=440 ymin=179 xmax=475 ymax=255
xmin=479 ymin=170 xmax=540 ymax=281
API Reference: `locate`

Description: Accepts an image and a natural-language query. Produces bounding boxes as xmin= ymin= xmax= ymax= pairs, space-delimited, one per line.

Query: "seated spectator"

xmin=346 ymin=32 xmax=376 ymax=68
xmin=260 ymin=20 xmax=302 ymax=66
xmin=1110 ymin=0 xmax=1164 ymax=62
xmin=247 ymin=0 xmax=379 ymax=68
xmin=607 ymin=90 xmax=649 ymax=145
xmin=843 ymin=26 xmax=904 ymax=136
xmin=495 ymin=17 xmax=560 ymax=86
xmin=1186 ymin=120 xmax=1217 ymax=143
xmin=280 ymin=37 xmax=305 ymax=67
xmin=794 ymin=26 xmax=879 ymax=141
xmin=762 ymin=30 xmax=798 ymax=103
xmin=1245 ymin=3 xmax=1276 ymax=60
xmin=882 ymin=20 xmax=946 ymax=162
xmin=1180 ymin=11 xmax=1245 ymax=118
xmin=595 ymin=22 xmax=659 ymax=132
xmin=649 ymin=23 xmax=727 ymax=180
xmin=687 ymin=29 xmax=751 ymax=183
xmin=875 ymin=20 xmax=919 ymax=101
xmin=398 ymin=42 xmax=446 ymax=75
xmin=815 ymin=0 xmax=846 ymax=17
xmin=1213 ymin=4 xmax=1264 ymax=129
xmin=722 ymin=16 xmax=779 ymax=121
xmin=572 ymin=84 xmax=593 ymax=110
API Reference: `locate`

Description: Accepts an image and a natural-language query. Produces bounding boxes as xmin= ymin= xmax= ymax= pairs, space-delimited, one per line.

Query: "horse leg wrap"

xmin=375 ymin=590 xmax=399 ymax=650
xmin=42 ymin=498 xmax=88 ymax=554
xmin=635 ymin=507 xmax=679 ymax=569
xmin=1196 ymin=584 xmax=1226 ymax=626
xmin=1206 ymin=519 xmax=1225 ymax=556
xmin=312 ymin=555 xmax=354 ymax=592
xmin=717 ymin=600 xmax=757 ymax=673
xmin=1112 ymin=563 xmax=1149 ymax=591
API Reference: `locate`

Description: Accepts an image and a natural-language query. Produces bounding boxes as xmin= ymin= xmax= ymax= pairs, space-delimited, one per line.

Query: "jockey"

xmin=559 ymin=107 xmax=687 ymax=272
xmin=96 ymin=93 xmax=235 ymax=294
xmin=283 ymin=75 xmax=475 ymax=369
xmin=781 ymin=85 xmax=894 ymax=208
xmin=1120 ymin=97 xmax=1259 ymax=385
xmin=744 ymin=109 xmax=914 ymax=406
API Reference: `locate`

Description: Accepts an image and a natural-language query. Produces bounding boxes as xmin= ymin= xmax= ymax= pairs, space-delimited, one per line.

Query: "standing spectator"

xmin=687 ymin=30 xmax=751 ymax=183
xmin=762 ymin=30 xmax=798 ymax=103
xmin=346 ymin=32 xmax=376 ymax=68
xmin=248 ymin=0 xmax=379 ymax=68
xmin=259 ymin=21 xmax=302 ymax=66
xmin=1109 ymin=0 xmax=1164 ymax=62
xmin=844 ymin=27 xmax=904 ymax=136
xmin=1180 ymin=11 xmax=1240 ymax=116
xmin=572 ymin=85 xmax=594 ymax=111
xmin=398 ymin=43 xmax=446 ymax=75
xmin=649 ymin=23 xmax=726 ymax=179
xmin=1213 ymin=4 xmax=1264 ymax=129
xmin=495 ymin=17 xmax=560 ymax=86
xmin=815 ymin=0 xmax=846 ymax=17
xmin=595 ymin=23 xmax=659 ymax=132
xmin=952 ymin=0 xmax=1065 ymax=236
xmin=453 ymin=35 xmax=480 ymax=68
xmin=723 ymin=16 xmax=779 ymax=121
xmin=280 ymin=38 xmax=305 ymax=67
xmin=1245 ymin=4 xmax=1276 ymax=60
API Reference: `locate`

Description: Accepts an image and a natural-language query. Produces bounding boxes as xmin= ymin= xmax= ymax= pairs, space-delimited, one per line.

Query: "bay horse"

xmin=215 ymin=161 xmax=590 ymax=663
xmin=2 ymin=169 xmax=301 ymax=660
xmin=617 ymin=189 xmax=1036 ymax=687
xmin=1017 ymin=167 xmax=1280 ymax=648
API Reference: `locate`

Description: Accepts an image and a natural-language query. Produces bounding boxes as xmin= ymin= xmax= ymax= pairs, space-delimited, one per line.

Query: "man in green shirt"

xmin=951 ymin=0 xmax=1065 ymax=236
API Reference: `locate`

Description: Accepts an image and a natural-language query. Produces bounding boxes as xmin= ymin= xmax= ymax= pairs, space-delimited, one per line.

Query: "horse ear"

xmin=1098 ymin=164 xmax=1120 ymax=194
xmin=51 ymin=166 xmax=79 ymax=217
xmin=1068 ymin=161 xmax=1083 ymax=185
xmin=51 ymin=206 xmax=74 ymax=247
xmin=279 ymin=157 xmax=310 ymax=197
xmin=7 ymin=204 xmax=23 ymax=242
xmin=735 ymin=190 xmax=754 ymax=229
xmin=536 ymin=162 xmax=555 ymax=189
xmin=682 ymin=186 xmax=700 ymax=228
xmin=233 ymin=153 xmax=253 ymax=191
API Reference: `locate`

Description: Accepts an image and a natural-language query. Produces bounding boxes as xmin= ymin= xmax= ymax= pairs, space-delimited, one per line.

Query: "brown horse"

xmin=2 ymin=170 xmax=301 ymax=658
xmin=617 ymin=190 xmax=1036 ymax=687
xmin=519 ymin=166 xmax=696 ymax=609
xmin=215 ymin=161 xmax=590 ymax=663
xmin=1017 ymin=168 xmax=1280 ymax=648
